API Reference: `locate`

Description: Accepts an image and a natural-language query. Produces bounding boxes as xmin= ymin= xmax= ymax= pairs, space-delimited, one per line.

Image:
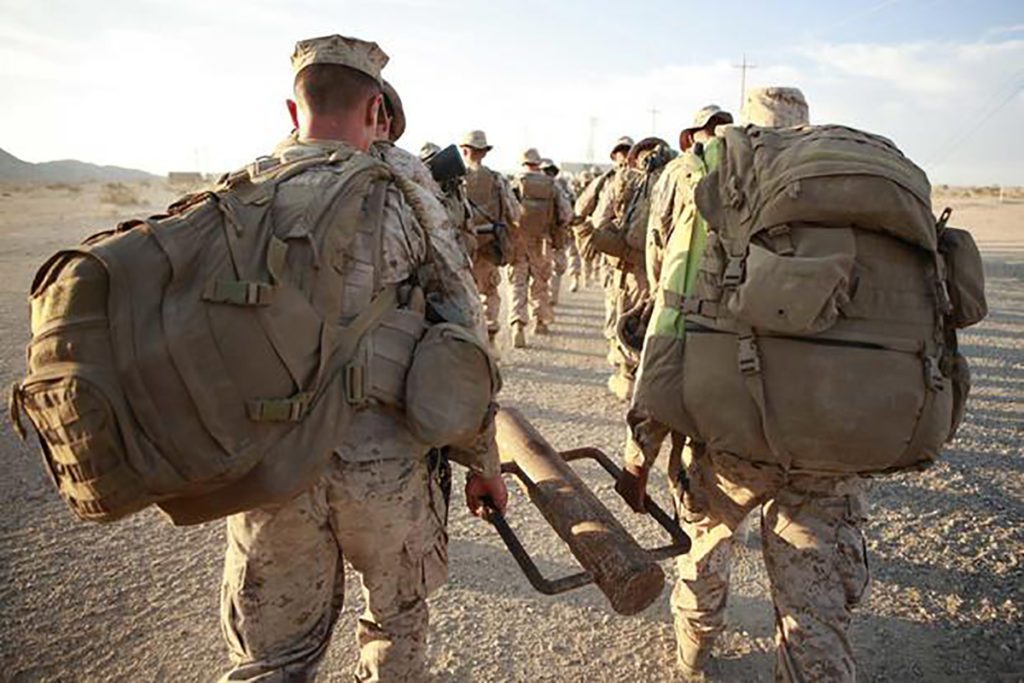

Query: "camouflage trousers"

xmin=566 ymin=239 xmax=582 ymax=280
xmin=510 ymin=234 xmax=553 ymax=326
xmin=671 ymin=447 xmax=870 ymax=682
xmin=472 ymin=255 xmax=502 ymax=334
xmin=550 ymin=241 xmax=582 ymax=295
xmin=219 ymin=455 xmax=447 ymax=683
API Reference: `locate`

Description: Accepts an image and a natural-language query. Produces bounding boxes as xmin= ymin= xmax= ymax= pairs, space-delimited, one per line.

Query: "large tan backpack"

xmin=9 ymin=149 xmax=409 ymax=524
xmin=518 ymin=171 xmax=556 ymax=237
xmin=655 ymin=125 xmax=985 ymax=474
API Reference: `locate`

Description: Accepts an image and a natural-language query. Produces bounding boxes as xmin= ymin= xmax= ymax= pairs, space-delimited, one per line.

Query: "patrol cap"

xmin=742 ymin=87 xmax=809 ymax=128
xmin=610 ymin=136 xmax=634 ymax=159
xmin=539 ymin=157 xmax=557 ymax=170
xmin=381 ymin=80 xmax=406 ymax=141
xmin=420 ymin=141 xmax=442 ymax=161
xmin=679 ymin=105 xmax=733 ymax=150
xmin=521 ymin=147 xmax=542 ymax=165
xmin=291 ymin=34 xmax=389 ymax=83
xmin=460 ymin=130 xmax=493 ymax=151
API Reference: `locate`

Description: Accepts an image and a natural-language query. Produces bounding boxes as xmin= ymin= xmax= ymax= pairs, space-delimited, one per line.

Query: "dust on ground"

xmin=0 ymin=182 xmax=1020 ymax=682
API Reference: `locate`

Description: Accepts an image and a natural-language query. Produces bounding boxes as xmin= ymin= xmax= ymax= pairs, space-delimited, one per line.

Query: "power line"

xmin=732 ymin=54 xmax=757 ymax=113
xmin=927 ymin=66 xmax=1024 ymax=166
xmin=929 ymin=78 xmax=1024 ymax=167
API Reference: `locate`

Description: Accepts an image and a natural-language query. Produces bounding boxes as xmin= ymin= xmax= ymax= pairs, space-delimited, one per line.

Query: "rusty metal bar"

xmin=559 ymin=447 xmax=691 ymax=560
xmin=490 ymin=407 xmax=672 ymax=615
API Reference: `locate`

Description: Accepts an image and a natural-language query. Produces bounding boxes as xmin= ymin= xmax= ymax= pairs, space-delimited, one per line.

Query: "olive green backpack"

xmin=9 ymin=150 xmax=404 ymax=524
xmin=518 ymin=172 xmax=556 ymax=237
xmin=637 ymin=125 xmax=986 ymax=474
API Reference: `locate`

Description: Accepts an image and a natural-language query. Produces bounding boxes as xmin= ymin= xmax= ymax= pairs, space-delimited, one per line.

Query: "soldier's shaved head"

xmin=293 ymin=64 xmax=382 ymax=117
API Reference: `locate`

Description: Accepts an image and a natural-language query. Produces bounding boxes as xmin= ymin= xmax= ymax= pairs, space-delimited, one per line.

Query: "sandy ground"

xmin=0 ymin=182 xmax=1020 ymax=682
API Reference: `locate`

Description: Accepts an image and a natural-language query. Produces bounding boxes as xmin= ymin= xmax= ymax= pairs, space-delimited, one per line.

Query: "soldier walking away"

xmin=589 ymin=137 xmax=671 ymax=401
xmin=219 ymin=34 xmax=508 ymax=682
xmin=460 ymin=130 xmax=523 ymax=346
xmin=509 ymin=147 xmax=572 ymax=347
xmin=539 ymin=158 xmax=580 ymax=303
xmin=618 ymin=95 xmax=877 ymax=683
xmin=574 ymin=136 xmax=634 ymax=375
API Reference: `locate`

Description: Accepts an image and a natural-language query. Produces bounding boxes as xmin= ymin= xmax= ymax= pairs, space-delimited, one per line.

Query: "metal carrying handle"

xmin=484 ymin=448 xmax=691 ymax=596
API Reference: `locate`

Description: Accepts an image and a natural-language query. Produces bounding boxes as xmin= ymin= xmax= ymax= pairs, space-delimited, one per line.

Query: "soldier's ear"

xmin=286 ymin=99 xmax=299 ymax=130
xmin=365 ymin=93 xmax=384 ymax=129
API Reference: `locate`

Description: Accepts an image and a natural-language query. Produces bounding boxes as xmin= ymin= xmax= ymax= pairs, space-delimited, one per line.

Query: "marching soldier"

xmin=220 ymin=35 xmax=508 ymax=682
xmin=509 ymin=148 xmax=572 ymax=347
xmin=460 ymin=130 xmax=522 ymax=345
xmin=620 ymin=94 xmax=871 ymax=683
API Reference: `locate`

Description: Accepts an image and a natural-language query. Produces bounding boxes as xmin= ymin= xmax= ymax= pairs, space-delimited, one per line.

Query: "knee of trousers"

xmin=762 ymin=494 xmax=870 ymax=617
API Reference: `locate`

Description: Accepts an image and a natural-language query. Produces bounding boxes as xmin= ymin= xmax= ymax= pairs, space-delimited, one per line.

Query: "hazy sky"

xmin=2 ymin=0 xmax=1022 ymax=184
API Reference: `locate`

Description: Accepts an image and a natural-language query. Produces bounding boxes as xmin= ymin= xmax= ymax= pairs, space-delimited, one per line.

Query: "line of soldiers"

xmin=212 ymin=29 xmax=866 ymax=683
xmin=421 ymin=132 xmax=574 ymax=350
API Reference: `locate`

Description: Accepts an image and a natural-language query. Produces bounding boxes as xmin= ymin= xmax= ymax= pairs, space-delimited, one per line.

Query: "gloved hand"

xmin=615 ymin=461 xmax=649 ymax=513
xmin=466 ymin=472 xmax=508 ymax=518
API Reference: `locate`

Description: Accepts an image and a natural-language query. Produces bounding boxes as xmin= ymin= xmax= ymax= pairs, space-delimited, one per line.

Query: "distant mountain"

xmin=0 ymin=147 xmax=157 ymax=183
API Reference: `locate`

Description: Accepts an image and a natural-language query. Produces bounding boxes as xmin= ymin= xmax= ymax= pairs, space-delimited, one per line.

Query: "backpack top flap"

xmin=706 ymin=125 xmax=937 ymax=254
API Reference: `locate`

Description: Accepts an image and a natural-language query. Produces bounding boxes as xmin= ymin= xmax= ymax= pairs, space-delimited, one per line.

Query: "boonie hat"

xmin=521 ymin=148 xmax=542 ymax=165
xmin=679 ymin=105 xmax=733 ymax=150
xmin=460 ymin=130 xmax=493 ymax=151
xmin=291 ymin=34 xmax=388 ymax=83
xmin=381 ymin=80 xmax=406 ymax=142
xmin=742 ymin=87 xmax=809 ymax=128
xmin=610 ymin=136 xmax=634 ymax=159
xmin=420 ymin=142 xmax=441 ymax=161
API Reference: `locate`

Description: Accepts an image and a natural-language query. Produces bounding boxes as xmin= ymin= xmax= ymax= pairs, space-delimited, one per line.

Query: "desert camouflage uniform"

xmin=645 ymin=152 xmax=698 ymax=288
xmin=370 ymin=139 xmax=440 ymax=195
xmin=464 ymin=162 xmax=522 ymax=336
xmin=549 ymin=175 xmax=577 ymax=303
xmin=374 ymin=141 xmax=476 ymax=258
xmin=573 ymin=169 xmax=614 ymax=286
xmin=509 ymin=171 xmax=572 ymax=328
xmin=667 ymin=447 xmax=870 ymax=682
xmin=372 ymin=140 xmax=487 ymax=338
xmin=593 ymin=165 xmax=648 ymax=383
xmin=628 ymin=112 xmax=870 ymax=682
xmin=220 ymin=137 xmax=497 ymax=683
xmin=577 ymin=166 xmax=626 ymax=357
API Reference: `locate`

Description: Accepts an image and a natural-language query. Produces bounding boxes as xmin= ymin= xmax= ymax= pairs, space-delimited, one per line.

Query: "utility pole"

xmin=587 ymin=115 xmax=597 ymax=163
xmin=732 ymin=53 xmax=757 ymax=113
xmin=649 ymin=105 xmax=660 ymax=135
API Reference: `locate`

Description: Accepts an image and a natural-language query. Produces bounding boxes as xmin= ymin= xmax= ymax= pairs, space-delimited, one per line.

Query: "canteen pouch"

xmin=939 ymin=227 xmax=987 ymax=329
xmin=405 ymin=323 xmax=501 ymax=448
